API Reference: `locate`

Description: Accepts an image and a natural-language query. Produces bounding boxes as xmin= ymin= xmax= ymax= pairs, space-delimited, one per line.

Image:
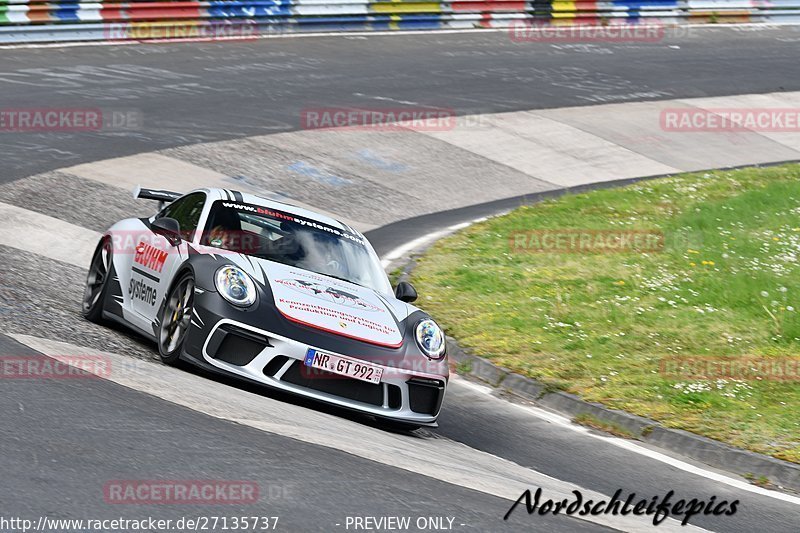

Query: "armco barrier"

xmin=0 ymin=1 xmax=799 ymax=44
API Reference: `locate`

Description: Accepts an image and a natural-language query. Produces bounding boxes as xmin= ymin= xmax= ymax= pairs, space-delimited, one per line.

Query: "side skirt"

xmin=101 ymin=310 xmax=158 ymax=344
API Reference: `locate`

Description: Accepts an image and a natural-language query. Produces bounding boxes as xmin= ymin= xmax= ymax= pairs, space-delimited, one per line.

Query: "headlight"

xmin=415 ymin=319 xmax=446 ymax=360
xmin=215 ymin=265 xmax=256 ymax=307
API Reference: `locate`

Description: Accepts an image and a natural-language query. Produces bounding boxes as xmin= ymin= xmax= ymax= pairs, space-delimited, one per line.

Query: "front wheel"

xmin=82 ymin=237 xmax=112 ymax=323
xmin=158 ymin=272 xmax=195 ymax=365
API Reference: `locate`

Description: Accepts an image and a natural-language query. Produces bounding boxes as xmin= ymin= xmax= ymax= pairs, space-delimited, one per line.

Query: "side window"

xmin=157 ymin=192 xmax=206 ymax=241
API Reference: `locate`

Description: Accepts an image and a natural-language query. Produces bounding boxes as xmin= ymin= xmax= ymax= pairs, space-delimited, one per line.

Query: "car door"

xmin=129 ymin=192 xmax=207 ymax=325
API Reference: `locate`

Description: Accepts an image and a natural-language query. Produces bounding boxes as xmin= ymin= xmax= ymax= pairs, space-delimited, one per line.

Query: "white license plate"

xmin=304 ymin=349 xmax=383 ymax=384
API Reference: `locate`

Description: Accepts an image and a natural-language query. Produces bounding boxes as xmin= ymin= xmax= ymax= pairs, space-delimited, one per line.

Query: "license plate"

xmin=304 ymin=349 xmax=383 ymax=384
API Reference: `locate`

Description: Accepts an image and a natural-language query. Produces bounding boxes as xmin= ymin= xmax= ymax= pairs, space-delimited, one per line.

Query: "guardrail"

xmin=0 ymin=1 xmax=799 ymax=44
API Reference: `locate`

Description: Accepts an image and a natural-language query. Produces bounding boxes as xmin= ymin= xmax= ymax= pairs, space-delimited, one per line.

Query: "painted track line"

xmin=0 ymin=201 xmax=99 ymax=268
xmin=381 ymin=217 xmax=489 ymax=269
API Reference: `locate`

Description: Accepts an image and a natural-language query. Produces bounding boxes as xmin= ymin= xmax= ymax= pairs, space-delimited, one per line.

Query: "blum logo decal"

xmin=134 ymin=242 xmax=168 ymax=273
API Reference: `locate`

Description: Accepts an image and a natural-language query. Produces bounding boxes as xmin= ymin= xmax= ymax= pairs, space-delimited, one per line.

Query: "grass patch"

xmin=412 ymin=164 xmax=800 ymax=462
xmin=743 ymin=472 xmax=773 ymax=488
xmin=573 ymin=413 xmax=637 ymax=439
xmin=454 ymin=359 xmax=473 ymax=375
xmin=388 ymin=266 xmax=405 ymax=287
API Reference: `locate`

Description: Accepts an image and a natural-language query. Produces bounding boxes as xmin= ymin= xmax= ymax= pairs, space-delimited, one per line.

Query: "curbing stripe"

xmin=0 ymin=201 xmax=99 ymax=268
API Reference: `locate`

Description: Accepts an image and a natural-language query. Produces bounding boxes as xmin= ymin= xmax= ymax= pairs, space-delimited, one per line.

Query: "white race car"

xmin=82 ymin=187 xmax=448 ymax=428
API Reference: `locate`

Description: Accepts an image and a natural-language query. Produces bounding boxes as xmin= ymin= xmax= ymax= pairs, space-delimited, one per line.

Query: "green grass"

xmin=573 ymin=413 xmax=637 ymax=439
xmin=411 ymin=164 xmax=800 ymax=463
xmin=743 ymin=472 xmax=773 ymax=488
xmin=388 ymin=266 xmax=405 ymax=287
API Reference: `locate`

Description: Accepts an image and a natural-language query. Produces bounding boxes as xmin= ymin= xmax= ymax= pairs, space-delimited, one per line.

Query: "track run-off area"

xmin=1 ymin=25 xmax=800 ymax=532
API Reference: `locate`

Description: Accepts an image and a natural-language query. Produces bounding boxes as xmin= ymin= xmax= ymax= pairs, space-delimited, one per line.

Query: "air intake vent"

xmin=407 ymin=378 xmax=445 ymax=415
xmin=207 ymin=324 xmax=270 ymax=366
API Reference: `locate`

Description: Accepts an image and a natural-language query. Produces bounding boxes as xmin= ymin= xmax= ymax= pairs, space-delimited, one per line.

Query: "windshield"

xmin=202 ymin=201 xmax=391 ymax=294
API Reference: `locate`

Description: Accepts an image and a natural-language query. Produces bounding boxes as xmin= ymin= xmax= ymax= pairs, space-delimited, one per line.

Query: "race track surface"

xmin=2 ymin=26 xmax=800 ymax=182
xmin=1 ymin=27 xmax=799 ymax=532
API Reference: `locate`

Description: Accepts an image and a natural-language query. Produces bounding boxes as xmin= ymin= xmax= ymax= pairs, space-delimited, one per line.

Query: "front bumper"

xmin=183 ymin=295 xmax=447 ymax=424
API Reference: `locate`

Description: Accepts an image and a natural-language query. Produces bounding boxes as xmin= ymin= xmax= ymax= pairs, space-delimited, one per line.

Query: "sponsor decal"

xmin=275 ymin=278 xmax=382 ymax=312
xmin=279 ymin=298 xmax=397 ymax=339
xmin=134 ymin=241 xmax=168 ymax=273
xmin=219 ymin=201 xmax=364 ymax=246
xmin=268 ymin=263 xmax=403 ymax=346
xmin=129 ymin=277 xmax=158 ymax=306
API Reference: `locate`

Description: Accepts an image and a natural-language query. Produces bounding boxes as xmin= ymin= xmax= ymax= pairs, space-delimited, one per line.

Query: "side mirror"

xmin=152 ymin=217 xmax=182 ymax=246
xmin=395 ymin=281 xmax=418 ymax=303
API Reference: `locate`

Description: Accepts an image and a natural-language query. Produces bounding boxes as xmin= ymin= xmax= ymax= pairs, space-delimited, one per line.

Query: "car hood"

xmin=231 ymin=257 xmax=405 ymax=348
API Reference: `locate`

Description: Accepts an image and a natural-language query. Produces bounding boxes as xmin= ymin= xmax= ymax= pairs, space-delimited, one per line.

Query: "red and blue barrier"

xmin=0 ymin=0 xmax=799 ymax=43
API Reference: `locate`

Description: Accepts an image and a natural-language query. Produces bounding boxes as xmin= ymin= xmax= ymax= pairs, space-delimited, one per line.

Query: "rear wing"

xmin=133 ymin=186 xmax=182 ymax=210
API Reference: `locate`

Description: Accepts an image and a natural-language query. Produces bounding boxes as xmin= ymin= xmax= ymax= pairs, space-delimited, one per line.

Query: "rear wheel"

xmin=82 ymin=238 xmax=112 ymax=323
xmin=158 ymin=272 xmax=195 ymax=365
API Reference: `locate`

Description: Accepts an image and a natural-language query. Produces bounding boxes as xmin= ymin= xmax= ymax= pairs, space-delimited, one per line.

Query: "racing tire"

xmin=82 ymin=237 xmax=113 ymax=323
xmin=158 ymin=272 xmax=195 ymax=365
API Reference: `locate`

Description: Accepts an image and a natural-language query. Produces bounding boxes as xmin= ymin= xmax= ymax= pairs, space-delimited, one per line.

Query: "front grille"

xmin=407 ymin=378 xmax=445 ymax=415
xmin=387 ymin=384 xmax=402 ymax=409
xmin=280 ymin=361 xmax=385 ymax=407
